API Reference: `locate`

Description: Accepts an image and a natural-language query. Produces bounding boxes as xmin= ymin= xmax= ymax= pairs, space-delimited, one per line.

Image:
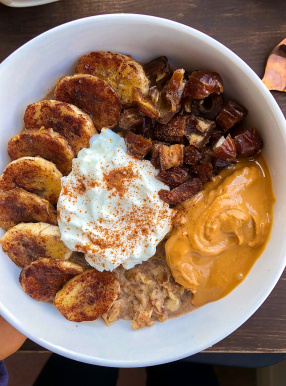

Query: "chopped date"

xmin=154 ymin=115 xmax=187 ymax=144
xmin=125 ymin=131 xmax=152 ymax=159
xmin=159 ymin=144 xmax=184 ymax=170
xmin=185 ymin=131 xmax=209 ymax=149
xmin=150 ymin=142 xmax=162 ymax=168
xmin=158 ymin=178 xmax=203 ymax=205
xmin=156 ymin=166 xmax=189 ymax=187
xmin=156 ymin=104 xmax=180 ymax=125
xmin=183 ymin=70 xmax=223 ymax=99
xmin=166 ymin=69 xmax=186 ymax=112
xmin=144 ymin=56 xmax=171 ymax=87
xmin=188 ymin=115 xmax=216 ymax=134
xmin=118 ymin=108 xmax=143 ymax=130
xmin=216 ymin=101 xmax=247 ymax=132
xmin=190 ymin=163 xmax=213 ymax=182
xmin=234 ymin=128 xmax=263 ymax=157
xmin=184 ymin=146 xmax=202 ymax=165
xmin=207 ymin=126 xmax=224 ymax=146
xmin=212 ymin=134 xmax=237 ymax=161
xmin=191 ymin=94 xmax=223 ymax=120
xmin=133 ymin=89 xmax=160 ymax=119
xmin=212 ymin=158 xmax=237 ymax=172
xmin=135 ymin=116 xmax=156 ymax=139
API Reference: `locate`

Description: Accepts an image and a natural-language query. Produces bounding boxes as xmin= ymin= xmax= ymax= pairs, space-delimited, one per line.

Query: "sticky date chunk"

xmin=159 ymin=144 xmax=184 ymax=170
xmin=192 ymin=94 xmax=223 ymax=120
xmin=189 ymin=115 xmax=216 ymax=134
xmin=156 ymin=166 xmax=189 ymax=187
xmin=154 ymin=115 xmax=186 ymax=144
xmin=190 ymin=163 xmax=213 ymax=182
xmin=135 ymin=116 xmax=156 ymax=139
xmin=184 ymin=146 xmax=202 ymax=165
xmin=118 ymin=108 xmax=143 ymax=130
xmin=144 ymin=56 xmax=171 ymax=87
xmin=216 ymin=101 xmax=247 ymax=132
xmin=234 ymin=128 xmax=263 ymax=157
xmin=212 ymin=158 xmax=236 ymax=173
xmin=212 ymin=135 xmax=237 ymax=161
xmin=184 ymin=70 xmax=223 ymax=99
xmin=166 ymin=69 xmax=186 ymax=112
xmin=159 ymin=178 xmax=203 ymax=205
xmin=125 ymin=131 xmax=152 ymax=159
xmin=133 ymin=89 xmax=160 ymax=119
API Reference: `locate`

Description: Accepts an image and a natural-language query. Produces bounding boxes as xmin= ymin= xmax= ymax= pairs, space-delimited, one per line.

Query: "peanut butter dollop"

xmin=165 ymin=155 xmax=274 ymax=306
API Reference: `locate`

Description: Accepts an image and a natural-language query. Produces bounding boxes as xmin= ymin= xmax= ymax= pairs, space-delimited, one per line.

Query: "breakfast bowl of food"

xmin=0 ymin=14 xmax=285 ymax=367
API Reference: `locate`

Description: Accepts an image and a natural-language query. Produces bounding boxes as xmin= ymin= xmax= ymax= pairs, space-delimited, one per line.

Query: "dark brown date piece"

xmin=189 ymin=115 xmax=216 ymax=134
xmin=234 ymin=128 xmax=263 ymax=157
xmin=144 ymin=56 xmax=171 ymax=87
xmin=150 ymin=142 xmax=162 ymax=168
xmin=190 ymin=163 xmax=213 ymax=182
xmin=159 ymin=144 xmax=184 ymax=170
xmin=154 ymin=115 xmax=187 ymax=144
xmin=118 ymin=108 xmax=143 ymax=130
xmin=212 ymin=134 xmax=237 ymax=161
xmin=212 ymin=158 xmax=237 ymax=173
xmin=166 ymin=69 xmax=186 ymax=112
xmin=159 ymin=178 xmax=203 ymax=205
xmin=216 ymin=101 xmax=247 ymax=132
xmin=135 ymin=116 xmax=156 ymax=139
xmin=184 ymin=70 xmax=223 ymax=99
xmin=184 ymin=146 xmax=202 ymax=165
xmin=125 ymin=131 xmax=152 ymax=159
xmin=192 ymin=94 xmax=223 ymax=120
xmin=156 ymin=166 xmax=189 ymax=187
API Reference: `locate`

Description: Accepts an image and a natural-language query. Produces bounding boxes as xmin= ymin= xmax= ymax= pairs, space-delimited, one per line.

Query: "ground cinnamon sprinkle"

xmin=103 ymin=166 xmax=136 ymax=198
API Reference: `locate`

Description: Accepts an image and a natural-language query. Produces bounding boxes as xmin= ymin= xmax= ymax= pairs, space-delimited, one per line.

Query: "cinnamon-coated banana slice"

xmin=0 ymin=157 xmax=62 ymax=205
xmin=8 ymin=128 xmax=75 ymax=176
xmin=1 ymin=223 xmax=72 ymax=267
xmin=54 ymin=74 xmax=121 ymax=131
xmin=54 ymin=269 xmax=120 ymax=322
xmin=24 ymin=100 xmax=97 ymax=154
xmin=75 ymin=51 xmax=150 ymax=106
xmin=0 ymin=188 xmax=57 ymax=230
xmin=19 ymin=258 xmax=84 ymax=302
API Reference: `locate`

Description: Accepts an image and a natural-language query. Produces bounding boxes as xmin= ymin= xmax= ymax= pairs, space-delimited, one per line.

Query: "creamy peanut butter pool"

xmin=166 ymin=155 xmax=275 ymax=307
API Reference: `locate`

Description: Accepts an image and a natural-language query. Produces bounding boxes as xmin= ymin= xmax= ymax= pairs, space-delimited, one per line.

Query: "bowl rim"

xmin=0 ymin=13 xmax=286 ymax=367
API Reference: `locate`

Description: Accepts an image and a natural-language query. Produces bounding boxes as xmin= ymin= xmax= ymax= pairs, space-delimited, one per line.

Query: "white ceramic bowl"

xmin=0 ymin=14 xmax=286 ymax=367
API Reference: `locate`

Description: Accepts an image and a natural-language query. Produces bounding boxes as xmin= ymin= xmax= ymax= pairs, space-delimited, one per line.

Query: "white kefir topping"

xmin=57 ymin=128 xmax=173 ymax=271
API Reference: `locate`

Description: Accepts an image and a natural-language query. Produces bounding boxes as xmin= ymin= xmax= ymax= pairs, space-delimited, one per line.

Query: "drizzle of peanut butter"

xmin=165 ymin=155 xmax=275 ymax=307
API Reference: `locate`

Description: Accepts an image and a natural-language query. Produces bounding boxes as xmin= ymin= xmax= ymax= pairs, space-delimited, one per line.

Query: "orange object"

xmin=262 ymin=38 xmax=286 ymax=92
xmin=165 ymin=155 xmax=275 ymax=306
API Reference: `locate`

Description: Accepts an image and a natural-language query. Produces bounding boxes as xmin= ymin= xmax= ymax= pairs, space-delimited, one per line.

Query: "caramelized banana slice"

xmin=54 ymin=269 xmax=120 ymax=322
xmin=0 ymin=188 xmax=57 ymax=230
xmin=24 ymin=100 xmax=97 ymax=154
xmin=75 ymin=51 xmax=149 ymax=106
xmin=0 ymin=157 xmax=62 ymax=205
xmin=54 ymin=74 xmax=121 ymax=131
xmin=19 ymin=258 xmax=84 ymax=301
xmin=8 ymin=128 xmax=75 ymax=176
xmin=1 ymin=223 xmax=72 ymax=267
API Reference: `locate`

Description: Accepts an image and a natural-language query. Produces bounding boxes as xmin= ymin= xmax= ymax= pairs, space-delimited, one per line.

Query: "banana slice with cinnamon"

xmin=54 ymin=74 xmax=121 ymax=130
xmin=8 ymin=128 xmax=75 ymax=176
xmin=54 ymin=269 xmax=120 ymax=322
xmin=0 ymin=188 xmax=57 ymax=230
xmin=1 ymin=223 xmax=72 ymax=267
xmin=0 ymin=157 xmax=62 ymax=205
xmin=75 ymin=51 xmax=150 ymax=106
xmin=19 ymin=258 xmax=84 ymax=302
xmin=24 ymin=100 xmax=97 ymax=154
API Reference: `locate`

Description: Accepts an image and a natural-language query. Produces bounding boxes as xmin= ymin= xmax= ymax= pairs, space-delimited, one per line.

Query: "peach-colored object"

xmin=262 ymin=38 xmax=286 ymax=92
